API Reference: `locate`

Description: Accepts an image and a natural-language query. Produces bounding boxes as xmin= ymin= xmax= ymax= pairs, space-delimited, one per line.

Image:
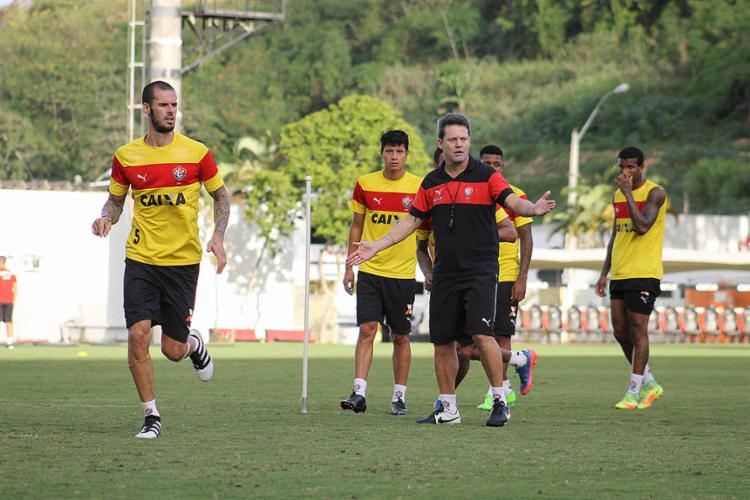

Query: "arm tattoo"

xmin=209 ymin=186 xmax=230 ymax=237
xmin=102 ymin=194 xmax=125 ymax=225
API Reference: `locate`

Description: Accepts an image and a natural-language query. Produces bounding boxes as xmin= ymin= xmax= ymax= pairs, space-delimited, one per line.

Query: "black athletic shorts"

xmin=494 ymin=281 xmax=517 ymax=337
xmin=356 ymin=271 xmax=415 ymax=334
xmin=123 ymin=258 xmax=199 ymax=343
xmin=429 ymin=273 xmax=497 ymax=345
xmin=0 ymin=303 xmax=13 ymax=323
xmin=610 ymin=278 xmax=661 ymax=316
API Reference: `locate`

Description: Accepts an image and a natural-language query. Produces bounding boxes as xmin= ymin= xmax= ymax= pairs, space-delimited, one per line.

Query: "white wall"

xmin=0 ymin=189 xmax=300 ymax=344
xmin=0 ymin=190 xmax=129 ymax=343
xmin=2 ymin=188 xmax=747 ymax=344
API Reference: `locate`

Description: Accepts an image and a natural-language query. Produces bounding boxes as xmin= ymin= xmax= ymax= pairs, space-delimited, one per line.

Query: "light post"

xmin=566 ymin=82 xmax=629 ymax=251
xmin=561 ymin=83 xmax=629 ymax=332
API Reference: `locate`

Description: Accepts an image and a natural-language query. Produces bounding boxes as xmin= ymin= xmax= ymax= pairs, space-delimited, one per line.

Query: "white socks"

xmin=353 ymin=378 xmax=367 ymax=397
xmin=392 ymin=384 xmax=407 ymax=403
xmin=439 ymin=394 xmax=457 ymax=413
xmin=491 ymin=387 xmax=507 ymax=403
xmin=141 ymin=399 xmax=160 ymax=418
xmin=643 ymin=364 xmax=655 ymax=385
xmin=509 ymin=351 xmax=527 ymax=368
xmin=628 ymin=374 xmax=643 ymax=395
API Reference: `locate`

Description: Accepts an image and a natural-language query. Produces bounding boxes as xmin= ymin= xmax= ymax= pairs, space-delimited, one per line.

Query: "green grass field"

xmin=1 ymin=342 xmax=748 ymax=498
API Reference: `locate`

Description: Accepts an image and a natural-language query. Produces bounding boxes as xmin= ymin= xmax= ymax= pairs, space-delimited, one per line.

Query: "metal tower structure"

xmin=126 ymin=0 xmax=284 ymax=140
xmin=127 ymin=0 xmax=149 ymax=142
xmin=181 ymin=0 xmax=285 ymax=74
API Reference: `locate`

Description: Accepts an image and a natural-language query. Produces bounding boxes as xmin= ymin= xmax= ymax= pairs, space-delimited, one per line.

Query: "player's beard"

xmin=150 ymin=113 xmax=175 ymax=133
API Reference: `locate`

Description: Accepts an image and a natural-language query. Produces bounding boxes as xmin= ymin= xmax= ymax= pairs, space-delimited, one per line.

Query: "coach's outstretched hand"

xmin=533 ymin=191 xmax=556 ymax=216
xmin=346 ymin=241 xmax=378 ymax=267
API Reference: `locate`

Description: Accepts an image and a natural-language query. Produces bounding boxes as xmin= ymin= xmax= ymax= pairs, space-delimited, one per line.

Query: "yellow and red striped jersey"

xmin=611 ymin=179 xmax=667 ymax=280
xmin=350 ymin=170 xmax=422 ymax=279
xmin=498 ymin=184 xmax=532 ymax=282
xmin=108 ymin=132 xmax=224 ymax=266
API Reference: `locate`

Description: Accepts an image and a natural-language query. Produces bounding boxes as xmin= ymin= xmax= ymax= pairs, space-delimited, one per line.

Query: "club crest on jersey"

xmin=401 ymin=196 xmax=413 ymax=209
xmin=173 ymin=165 xmax=187 ymax=182
xmin=463 ymin=187 xmax=474 ymax=198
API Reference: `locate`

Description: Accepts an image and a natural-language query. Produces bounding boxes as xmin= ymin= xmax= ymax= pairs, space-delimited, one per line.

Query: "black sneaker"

xmin=391 ymin=398 xmax=409 ymax=415
xmin=486 ymin=398 xmax=511 ymax=427
xmin=416 ymin=403 xmax=461 ymax=424
xmin=340 ymin=392 xmax=366 ymax=413
xmin=189 ymin=330 xmax=213 ymax=381
xmin=135 ymin=415 xmax=162 ymax=439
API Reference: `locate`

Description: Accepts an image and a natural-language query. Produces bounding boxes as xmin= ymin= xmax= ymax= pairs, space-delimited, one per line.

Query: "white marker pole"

xmin=301 ymin=176 xmax=312 ymax=414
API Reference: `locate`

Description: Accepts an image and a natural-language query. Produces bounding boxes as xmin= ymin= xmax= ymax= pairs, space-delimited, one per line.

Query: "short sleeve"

xmin=489 ymin=171 xmax=513 ymax=207
xmin=495 ymin=206 xmax=509 ymax=223
xmin=350 ymin=182 xmax=366 ymax=214
xmin=416 ymin=217 xmax=432 ymax=241
xmin=108 ymin=156 xmax=129 ymax=197
xmin=408 ymin=185 xmax=430 ymax=219
xmin=200 ymin=150 xmax=224 ymax=193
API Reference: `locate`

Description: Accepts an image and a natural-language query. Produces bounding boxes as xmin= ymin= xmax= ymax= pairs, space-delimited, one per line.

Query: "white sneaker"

xmin=135 ymin=415 xmax=162 ymax=439
xmin=188 ymin=330 xmax=213 ymax=382
xmin=415 ymin=403 xmax=461 ymax=425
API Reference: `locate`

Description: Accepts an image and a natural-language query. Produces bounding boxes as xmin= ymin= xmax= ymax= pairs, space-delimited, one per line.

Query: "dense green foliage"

xmin=1 ymin=343 xmax=749 ymax=497
xmin=1 ymin=0 xmax=748 ymax=214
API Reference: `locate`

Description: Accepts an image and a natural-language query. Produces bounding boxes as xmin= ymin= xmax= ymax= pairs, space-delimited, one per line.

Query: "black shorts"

xmin=124 ymin=258 xmax=199 ymax=343
xmin=356 ymin=271 xmax=415 ymax=334
xmin=610 ymin=278 xmax=661 ymax=316
xmin=429 ymin=273 xmax=497 ymax=344
xmin=494 ymin=281 xmax=517 ymax=337
xmin=0 ymin=303 xmax=12 ymax=323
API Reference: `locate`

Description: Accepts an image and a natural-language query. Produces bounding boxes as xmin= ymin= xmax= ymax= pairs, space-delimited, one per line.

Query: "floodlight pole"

xmin=301 ymin=176 xmax=312 ymax=414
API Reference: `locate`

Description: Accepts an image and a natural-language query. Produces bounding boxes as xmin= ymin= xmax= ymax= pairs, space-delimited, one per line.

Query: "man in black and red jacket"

xmin=347 ymin=112 xmax=556 ymax=427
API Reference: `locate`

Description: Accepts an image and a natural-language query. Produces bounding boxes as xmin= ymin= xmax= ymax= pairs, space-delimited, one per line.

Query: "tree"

xmin=683 ymin=159 xmax=750 ymax=214
xmin=253 ymin=94 xmax=430 ymax=339
xmin=0 ymin=1 xmax=125 ymax=180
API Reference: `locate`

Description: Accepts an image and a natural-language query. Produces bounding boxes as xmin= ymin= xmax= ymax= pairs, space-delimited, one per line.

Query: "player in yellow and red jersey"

xmin=339 ymin=130 xmax=422 ymax=416
xmin=596 ymin=146 xmax=667 ymax=410
xmin=91 ymin=81 xmax=230 ymax=438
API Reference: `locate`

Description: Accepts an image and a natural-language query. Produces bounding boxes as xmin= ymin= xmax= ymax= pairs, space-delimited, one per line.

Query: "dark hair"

xmin=433 ymin=147 xmax=443 ymax=164
xmin=436 ymin=112 xmax=470 ymax=139
xmin=479 ymin=145 xmax=503 ymax=158
xmin=142 ymin=80 xmax=176 ymax=106
xmin=618 ymin=146 xmax=644 ymax=166
xmin=380 ymin=130 xmax=409 ymax=152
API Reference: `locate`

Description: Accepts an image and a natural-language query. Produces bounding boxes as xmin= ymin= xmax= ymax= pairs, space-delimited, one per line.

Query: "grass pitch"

xmin=1 ymin=342 xmax=748 ymax=498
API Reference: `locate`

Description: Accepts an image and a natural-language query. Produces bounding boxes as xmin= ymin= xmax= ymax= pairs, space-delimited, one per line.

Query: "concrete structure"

xmin=149 ymin=0 xmax=183 ymax=128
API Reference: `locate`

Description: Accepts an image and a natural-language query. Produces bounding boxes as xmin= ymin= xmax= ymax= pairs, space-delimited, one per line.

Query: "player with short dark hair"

xmin=339 ymin=130 xmax=422 ymax=416
xmin=348 ymin=113 xmax=556 ymax=427
xmin=92 ymin=80 xmax=230 ymax=438
xmin=596 ymin=146 xmax=666 ymax=410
